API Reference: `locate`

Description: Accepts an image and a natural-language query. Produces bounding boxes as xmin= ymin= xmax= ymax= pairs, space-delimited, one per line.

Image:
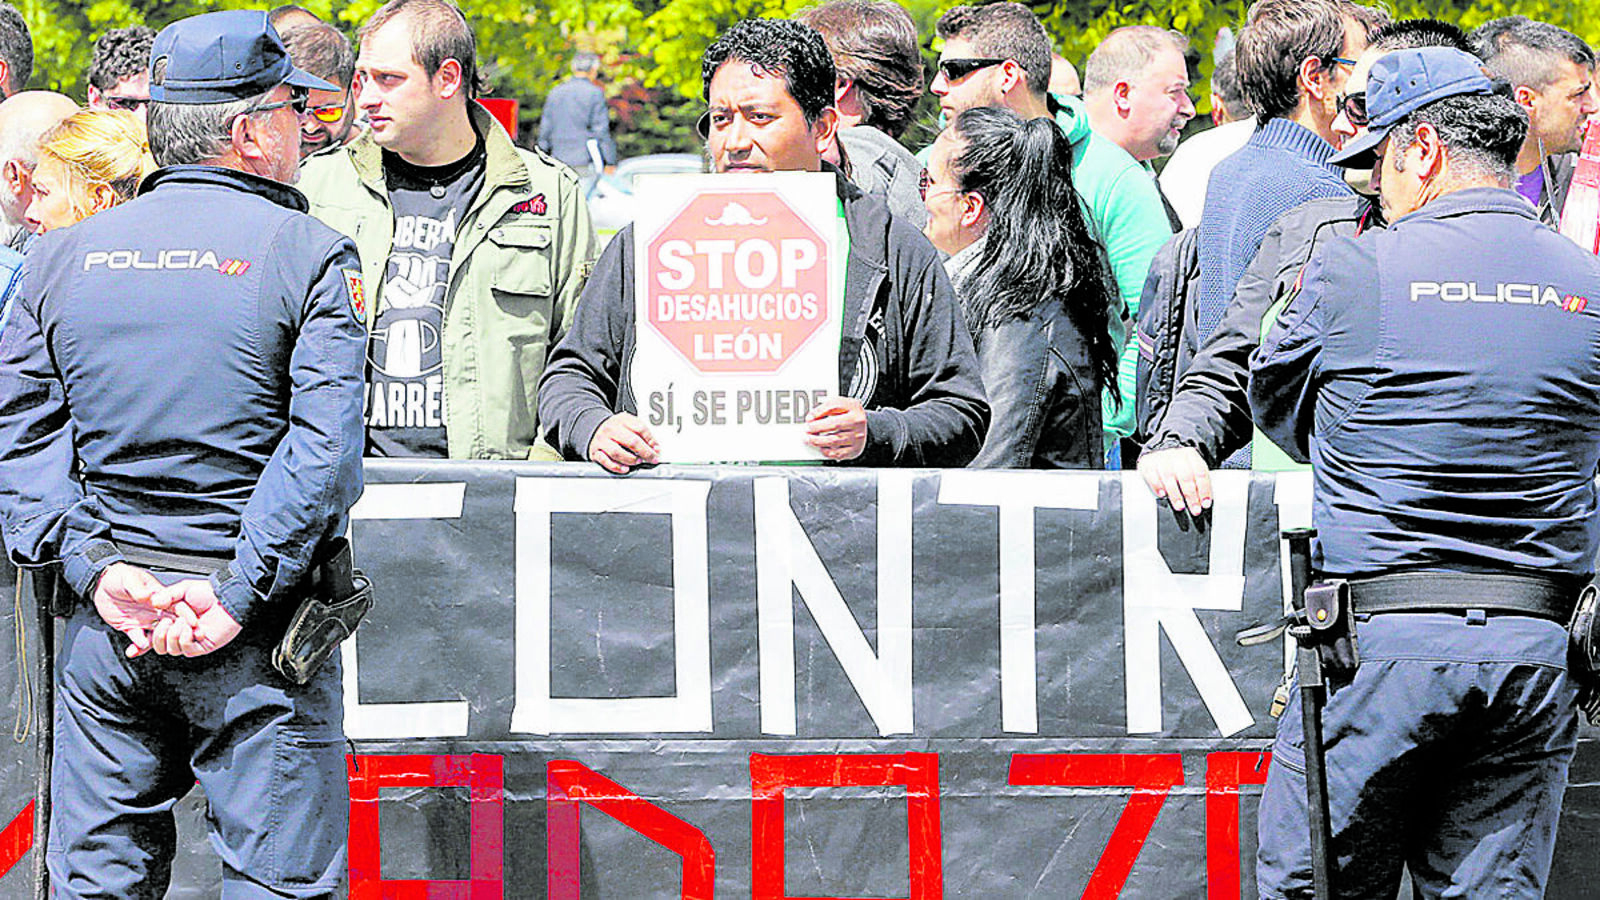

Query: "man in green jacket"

xmin=931 ymin=3 xmax=1173 ymax=462
xmin=299 ymin=0 xmax=597 ymax=460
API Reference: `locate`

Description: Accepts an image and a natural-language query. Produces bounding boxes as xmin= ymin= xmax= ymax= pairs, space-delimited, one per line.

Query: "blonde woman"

xmin=23 ymin=108 xmax=156 ymax=234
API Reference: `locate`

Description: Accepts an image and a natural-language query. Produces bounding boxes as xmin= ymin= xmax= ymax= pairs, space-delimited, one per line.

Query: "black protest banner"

xmin=1 ymin=463 xmax=1595 ymax=897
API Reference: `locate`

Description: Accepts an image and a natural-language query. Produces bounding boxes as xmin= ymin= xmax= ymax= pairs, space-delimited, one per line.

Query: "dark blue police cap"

xmin=148 ymin=10 xmax=336 ymax=105
xmin=1330 ymin=47 xmax=1495 ymax=169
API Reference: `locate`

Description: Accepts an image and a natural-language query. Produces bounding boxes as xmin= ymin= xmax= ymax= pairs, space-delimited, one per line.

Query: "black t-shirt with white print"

xmin=365 ymin=132 xmax=487 ymax=457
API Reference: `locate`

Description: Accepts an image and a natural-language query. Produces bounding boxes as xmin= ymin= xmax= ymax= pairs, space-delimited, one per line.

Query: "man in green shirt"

xmin=931 ymin=2 xmax=1174 ymax=460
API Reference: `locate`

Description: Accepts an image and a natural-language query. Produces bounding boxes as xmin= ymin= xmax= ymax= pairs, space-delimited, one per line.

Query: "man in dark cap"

xmin=0 ymin=9 xmax=365 ymax=897
xmin=1250 ymin=46 xmax=1600 ymax=898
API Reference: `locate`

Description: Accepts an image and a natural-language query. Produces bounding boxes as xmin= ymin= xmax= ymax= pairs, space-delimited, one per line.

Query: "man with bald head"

xmin=0 ymin=90 xmax=76 ymax=250
xmin=1083 ymin=26 xmax=1195 ymax=166
xmin=1049 ymin=53 xmax=1080 ymax=100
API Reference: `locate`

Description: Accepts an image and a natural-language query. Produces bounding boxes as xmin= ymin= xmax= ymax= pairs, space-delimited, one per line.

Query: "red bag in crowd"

xmin=1559 ymin=118 xmax=1600 ymax=254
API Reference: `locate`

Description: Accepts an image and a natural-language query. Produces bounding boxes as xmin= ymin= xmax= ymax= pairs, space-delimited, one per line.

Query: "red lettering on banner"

xmin=1009 ymin=753 xmax=1184 ymax=899
xmin=347 ymin=754 xmax=504 ymax=899
xmin=749 ymin=752 xmax=943 ymax=900
xmin=1205 ymin=752 xmax=1271 ymax=899
xmin=0 ymin=801 xmax=33 ymax=879
xmin=546 ymin=760 xmax=715 ymax=899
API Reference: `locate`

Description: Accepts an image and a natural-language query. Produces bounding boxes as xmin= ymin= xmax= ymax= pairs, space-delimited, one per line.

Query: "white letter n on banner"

xmin=937 ymin=471 xmax=1101 ymax=734
xmin=511 ymin=477 xmax=713 ymax=734
xmin=754 ymin=473 xmax=913 ymax=736
xmin=1122 ymin=472 xmax=1253 ymax=737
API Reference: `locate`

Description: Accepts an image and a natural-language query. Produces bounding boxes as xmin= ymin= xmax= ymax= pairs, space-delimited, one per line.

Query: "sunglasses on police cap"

xmin=938 ymin=57 xmax=1006 ymax=81
xmin=1337 ymin=91 xmax=1368 ymax=127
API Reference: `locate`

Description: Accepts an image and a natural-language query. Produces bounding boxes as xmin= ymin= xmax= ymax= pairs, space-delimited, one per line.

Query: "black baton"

xmin=27 ymin=570 xmax=54 ymax=900
xmin=1283 ymin=528 xmax=1333 ymax=900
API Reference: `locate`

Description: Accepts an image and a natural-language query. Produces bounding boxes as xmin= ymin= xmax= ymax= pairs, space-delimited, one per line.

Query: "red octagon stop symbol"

xmin=644 ymin=190 xmax=829 ymax=374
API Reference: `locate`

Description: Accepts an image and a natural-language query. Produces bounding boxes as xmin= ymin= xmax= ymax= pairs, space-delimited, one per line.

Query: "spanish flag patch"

xmin=344 ymin=270 xmax=366 ymax=318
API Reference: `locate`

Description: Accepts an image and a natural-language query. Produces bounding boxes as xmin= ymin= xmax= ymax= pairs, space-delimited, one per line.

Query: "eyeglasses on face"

xmin=307 ymin=100 xmax=347 ymax=124
xmin=937 ymin=57 xmax=1007 ymax=81
xmin=103 ymin=95 xmax=148 ymax=112
xmin=245 ymin=86 xmax=310 ymax=118
xmin=1337 ymin=90 xmax=1368 ymax=127
xmin=1327 ymin=55 xmax=1359 ymax=68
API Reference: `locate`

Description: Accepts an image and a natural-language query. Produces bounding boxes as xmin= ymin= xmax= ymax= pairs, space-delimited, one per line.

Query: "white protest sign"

xmin=631 ymin=173 xmax=842 ymax=462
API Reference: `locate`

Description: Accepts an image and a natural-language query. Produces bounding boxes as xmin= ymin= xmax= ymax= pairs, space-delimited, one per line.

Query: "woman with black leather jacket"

xmin=922 ymin=106 xmax=1118 ymax=468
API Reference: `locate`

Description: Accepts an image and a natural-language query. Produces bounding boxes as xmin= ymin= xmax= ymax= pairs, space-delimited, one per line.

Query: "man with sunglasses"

xmin=86 ymin=25 xmax=153 ymax=122
xmin=1140 ymin=19 xmax=1470 ymax=517
xmin=1163 ymin=0 xmax=1375 ymax=481
xmin=932 ymin=2 xmax=1172 ymax=465
xmin=282 ymin=20 xmax=361 ymax=159
xmin=0 ymin=10 xmax=365 ymax=896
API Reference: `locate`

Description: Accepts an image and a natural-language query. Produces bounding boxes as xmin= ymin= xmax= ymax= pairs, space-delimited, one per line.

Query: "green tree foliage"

xmin=1025 ymin=0 xmax=1597 ymax=114
xmin=16 ymin=1 xmax=1600 ymax=155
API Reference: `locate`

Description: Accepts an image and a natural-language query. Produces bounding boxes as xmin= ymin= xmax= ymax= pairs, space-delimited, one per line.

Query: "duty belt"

xmin=115 ymin=543 xmax=231 ymax=578
xmin=1343 ymin=571 xmax=1575 ymax=621
xmin=1237 ymin=569 xmax=1576 ymax=648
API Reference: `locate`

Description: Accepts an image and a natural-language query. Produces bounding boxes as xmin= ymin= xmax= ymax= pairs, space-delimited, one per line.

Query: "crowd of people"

xmin=0 ymin=0 xmax=1598 ymax=896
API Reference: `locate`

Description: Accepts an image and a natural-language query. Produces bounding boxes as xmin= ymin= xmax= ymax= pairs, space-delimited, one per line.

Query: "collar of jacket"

xmin=944 ymin=235 xmax=986 ymax=284
xmin=1389 ymin=186 xmax=1539 ymax=227
xmin=139 ymin=164 xmax=309 ymax=211
xmin=343 ymin=101 xmax=530 ymax=196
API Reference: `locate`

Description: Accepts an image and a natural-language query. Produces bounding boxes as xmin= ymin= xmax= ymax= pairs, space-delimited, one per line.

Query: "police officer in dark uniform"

xmin=1248 ymin=46 xmax=1600 ymax=898
xmin=0 ymin=11 xmax=365 ymax=898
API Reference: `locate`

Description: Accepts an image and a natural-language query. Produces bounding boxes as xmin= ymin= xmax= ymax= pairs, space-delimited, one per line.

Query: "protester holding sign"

xmin=539 ymin=17 xmax=987 ymax=474
xmin=924 ymin=106 xmax=1116 ymax=468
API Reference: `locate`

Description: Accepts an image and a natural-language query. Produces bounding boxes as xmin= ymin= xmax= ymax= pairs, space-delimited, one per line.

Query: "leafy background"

xmin=16 ymin=0 xmax=1598 ymax=157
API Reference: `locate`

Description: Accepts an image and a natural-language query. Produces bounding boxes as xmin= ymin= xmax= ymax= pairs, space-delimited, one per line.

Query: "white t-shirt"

xmin=1158 ymin=119 xmax=1256 ymax=230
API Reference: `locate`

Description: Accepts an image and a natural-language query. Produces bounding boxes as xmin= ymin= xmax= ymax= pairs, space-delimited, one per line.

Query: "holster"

xmin=1298 ymin=580 xmax=1360 ymax=677
xmin=271 ymin=538 xmax=373 ymax=685
xmin=1568 ymin=582 xmax=1600 ymax=723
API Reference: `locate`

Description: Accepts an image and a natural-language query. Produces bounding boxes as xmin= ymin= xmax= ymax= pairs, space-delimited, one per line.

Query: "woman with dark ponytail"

xmin=923 ymin=106 xmax=1118 ymax=468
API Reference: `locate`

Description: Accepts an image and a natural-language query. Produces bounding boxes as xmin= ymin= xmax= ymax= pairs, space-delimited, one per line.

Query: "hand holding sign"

xmin=803 ymin=396 xmax=867 ymax=461
xmin=590 ymin=413 xmax=661 ymax=474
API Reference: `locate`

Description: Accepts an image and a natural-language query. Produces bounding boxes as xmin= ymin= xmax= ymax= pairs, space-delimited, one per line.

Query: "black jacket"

xmin=948 ymin=241 xmax=1102 ymax=468
xmin=1144 ymin=194 xmax=1380 ymax=466
xmin=538 ymin=169 xmax=988 ymax=467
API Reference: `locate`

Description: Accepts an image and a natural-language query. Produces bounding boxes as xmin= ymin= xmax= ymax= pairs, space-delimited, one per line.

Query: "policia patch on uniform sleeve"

xmin=343 ymin=270 xmax=366 ymax=318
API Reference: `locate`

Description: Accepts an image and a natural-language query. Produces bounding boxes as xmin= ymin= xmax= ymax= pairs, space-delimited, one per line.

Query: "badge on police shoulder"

xmin=343 ymin=270 xmax=366 ymax=318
